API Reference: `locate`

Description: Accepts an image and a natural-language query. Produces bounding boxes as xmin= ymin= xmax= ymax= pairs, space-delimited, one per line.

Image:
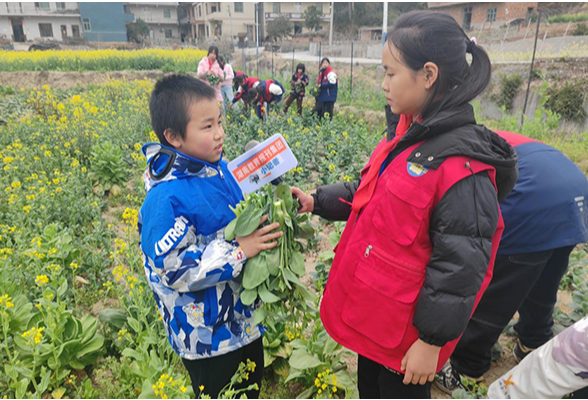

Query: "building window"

xmin=83 ymin=18 xmax=91 ymax=31
xmin=463 ymin=6 xmax=473 ymax=30
xmin=124 ymin=5 xmax=131 ymax=14
xmin=165 ymin=29 xmax=172 ymax=38
xmin=316 ymin=3 xmax=323 ymax=13
xmin=39 ymin=23 xmax=53 ymax=37
xmin=164 ymin=8 xmax=171 ymax=18
xmin=235 ymin=2 xmax=243 ymax=13
xmin=198 ymin=6 xmax=201 ymax=17
xmin=273 ymin=3 xmax=280 ymax=14
xmin=56 ymin=2 xmax=65 ymax=10
xmin=211 ymin=4 xmax=217 ymax=13
xmin=294 ymin=2 xmax=302 ymax=13
xmin=72 ymin=24 xmax=80 ymax=37
xmin=34 ymin=2 xmax=50 ymax=10
xmin=487 ymin=8 xmax=497 ymax=23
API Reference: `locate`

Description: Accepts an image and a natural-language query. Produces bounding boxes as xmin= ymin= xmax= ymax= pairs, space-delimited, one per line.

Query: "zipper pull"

xmin=364 ymin=245 xmax=372 ymax=258
xmin=218 ymin=167 xmax=224 ymax=178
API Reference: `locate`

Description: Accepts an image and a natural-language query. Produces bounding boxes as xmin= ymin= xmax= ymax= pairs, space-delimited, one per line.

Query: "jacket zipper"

xmin=465 ymin=160 xmax=484 ymax=244
xmin=216 ymin=165 xmax=240 ymax=205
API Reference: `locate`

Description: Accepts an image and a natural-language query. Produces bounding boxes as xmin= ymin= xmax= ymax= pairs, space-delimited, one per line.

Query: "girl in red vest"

xmin=312 ymin=57 xmax=338 ymax=120
xmin=231 ymin=74 xmax=260 ymax=108
xmin=292 ymin=11 xmax=518 ymax=399
xmin=248 ymin=79 xmax=284 ymax=119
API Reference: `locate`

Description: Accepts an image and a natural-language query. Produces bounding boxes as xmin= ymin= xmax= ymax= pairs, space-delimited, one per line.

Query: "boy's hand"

xmin=291 ymin=187 xmax=314 ymax=214
xmin=236 ymin=216 xmax=282 ymax=259
xmin=400 ymin=339 xmax=441 ymax=386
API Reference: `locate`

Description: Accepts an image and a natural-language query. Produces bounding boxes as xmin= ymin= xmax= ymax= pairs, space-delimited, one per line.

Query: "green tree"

xmin=304 ymin=5 xmax=323 ymax=33
xmin=126 ymin=19 xmax=150 ymax=44
xmin=266 ymin=14 xmax=292 ymax=41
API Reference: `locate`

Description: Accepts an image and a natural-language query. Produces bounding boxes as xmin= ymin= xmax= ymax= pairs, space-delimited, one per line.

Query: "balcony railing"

xmin=265 ymin=12 xmax=329 ymax=21
xmin=0 ymin=3 xmax=80 ymax=16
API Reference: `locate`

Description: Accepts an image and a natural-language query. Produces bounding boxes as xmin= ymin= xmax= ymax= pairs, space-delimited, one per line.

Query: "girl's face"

xmin=297 ymin=68 xmax=303 ymax=74
xmin=320 ymin=60 xmax=329 ymax=69
xmin=208 ymin=52 xmax=217 ymax=62
xmin=381 ymin=43 xmax=435 ymax=118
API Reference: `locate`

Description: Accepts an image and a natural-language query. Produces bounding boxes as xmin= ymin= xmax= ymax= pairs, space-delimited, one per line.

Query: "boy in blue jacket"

xmin=139 ymin=75 xmax=282 ymax=398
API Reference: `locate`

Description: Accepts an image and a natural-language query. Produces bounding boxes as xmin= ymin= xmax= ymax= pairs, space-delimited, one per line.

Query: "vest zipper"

xmin=364 ymin=244 xmax=423 ymax=276
xmin=364 ymin=245 xmax=372 ymax=257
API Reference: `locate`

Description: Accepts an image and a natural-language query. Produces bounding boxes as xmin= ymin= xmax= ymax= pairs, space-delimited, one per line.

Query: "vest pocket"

xmin=373 ymin=171 xmax=434 ymax=246
xmin=341 ymin=246 xmax=424 ymax=349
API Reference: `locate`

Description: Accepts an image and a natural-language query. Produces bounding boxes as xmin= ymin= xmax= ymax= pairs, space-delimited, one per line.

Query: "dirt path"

xmin=0 ymin=70 xmax=172 ymax=90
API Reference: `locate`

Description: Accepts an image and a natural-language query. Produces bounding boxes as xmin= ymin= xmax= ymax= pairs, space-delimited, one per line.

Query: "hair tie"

xmin=466 ymin=37 xmax=477 ymax=53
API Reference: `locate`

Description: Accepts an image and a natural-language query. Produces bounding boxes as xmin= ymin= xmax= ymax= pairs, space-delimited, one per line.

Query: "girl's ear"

xmin=423 ymin=62 xmax=439 ymax=90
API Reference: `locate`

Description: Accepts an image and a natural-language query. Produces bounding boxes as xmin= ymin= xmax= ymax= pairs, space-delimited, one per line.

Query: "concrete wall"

xmin=309 ymin=41 xmax=382 ymax=59
xmin=126 ymin=3 xmax=180 ymax=42
xmin=431 ymin=2 xmax=538 ymax=30
xmin=79 ymin=2 xmax=132 ymax=42
xmin=0 ymin=16 xmax=82 ymax=41
xmin=127 ymin=3 xmax=178 ymax=24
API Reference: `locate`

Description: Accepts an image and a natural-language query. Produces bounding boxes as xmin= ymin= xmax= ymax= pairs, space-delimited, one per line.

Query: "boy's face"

xmin=165 ymin=99 xmax=224 ymax=164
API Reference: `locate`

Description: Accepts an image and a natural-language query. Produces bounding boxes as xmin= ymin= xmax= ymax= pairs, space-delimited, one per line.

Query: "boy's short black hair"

xmin=149 ymin=74 xmax=217 ymax=147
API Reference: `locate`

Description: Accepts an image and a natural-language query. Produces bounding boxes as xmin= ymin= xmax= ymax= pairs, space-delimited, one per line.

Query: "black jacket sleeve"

xmin=311 ymin=181 xmax=359 ymax=221
xmin=414 ymin=172 xmax=500 ymax=347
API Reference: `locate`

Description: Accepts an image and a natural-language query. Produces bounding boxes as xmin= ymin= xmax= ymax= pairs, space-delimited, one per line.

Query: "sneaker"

xmin=433 ymin=364 xmax=465 ymax=395
xmin=513 ymin=339 xmax=536 ymax=363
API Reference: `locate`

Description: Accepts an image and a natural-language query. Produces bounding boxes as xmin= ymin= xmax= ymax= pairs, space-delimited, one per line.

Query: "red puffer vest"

xmin=263 ymin=79 xmax=276 ymax=103
xmin=317 ymin=66 xmax=338 ymax=85
xmin=320 ymin=139 xmax=504 ymax=373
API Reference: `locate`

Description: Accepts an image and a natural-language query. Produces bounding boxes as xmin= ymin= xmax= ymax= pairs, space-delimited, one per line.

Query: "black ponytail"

xmin=387 ymin=10 xmax=492 ymax=120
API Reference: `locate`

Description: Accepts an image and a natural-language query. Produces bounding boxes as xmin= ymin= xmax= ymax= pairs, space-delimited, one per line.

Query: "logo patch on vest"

xmin=407 ymin=162 xmax=429 ymax=177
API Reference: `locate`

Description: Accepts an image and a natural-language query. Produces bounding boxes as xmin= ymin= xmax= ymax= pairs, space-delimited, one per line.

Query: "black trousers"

xmin=313 ymin=100 xmax=335 ymax=120
xmin=182 ymin=337 xmax=264 ymax=399
xmin=283 ymin=93 xmax=304 ymax=115
xmin=358 ymin=355 xmax=432 ymax=399
xmin=451 ymin=246 xmax=574 ymax=378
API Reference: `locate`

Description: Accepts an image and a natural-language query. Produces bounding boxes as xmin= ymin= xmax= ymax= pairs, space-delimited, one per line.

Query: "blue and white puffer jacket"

xmin=138 ymin=143 xmax=261 ymax=360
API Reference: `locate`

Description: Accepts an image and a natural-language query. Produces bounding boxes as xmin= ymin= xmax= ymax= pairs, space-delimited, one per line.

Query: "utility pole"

xmin=228 ymin=4 xmax=233 ymax=46
xmin=329 ymin=1 xmax=334 ymax=46
xmin=382 ymin=1 xmax=388 ymax=45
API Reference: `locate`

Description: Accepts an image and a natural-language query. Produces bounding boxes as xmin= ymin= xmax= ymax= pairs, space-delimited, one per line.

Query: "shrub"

xmin=546 ymin=83 xmax=587 ymax=122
